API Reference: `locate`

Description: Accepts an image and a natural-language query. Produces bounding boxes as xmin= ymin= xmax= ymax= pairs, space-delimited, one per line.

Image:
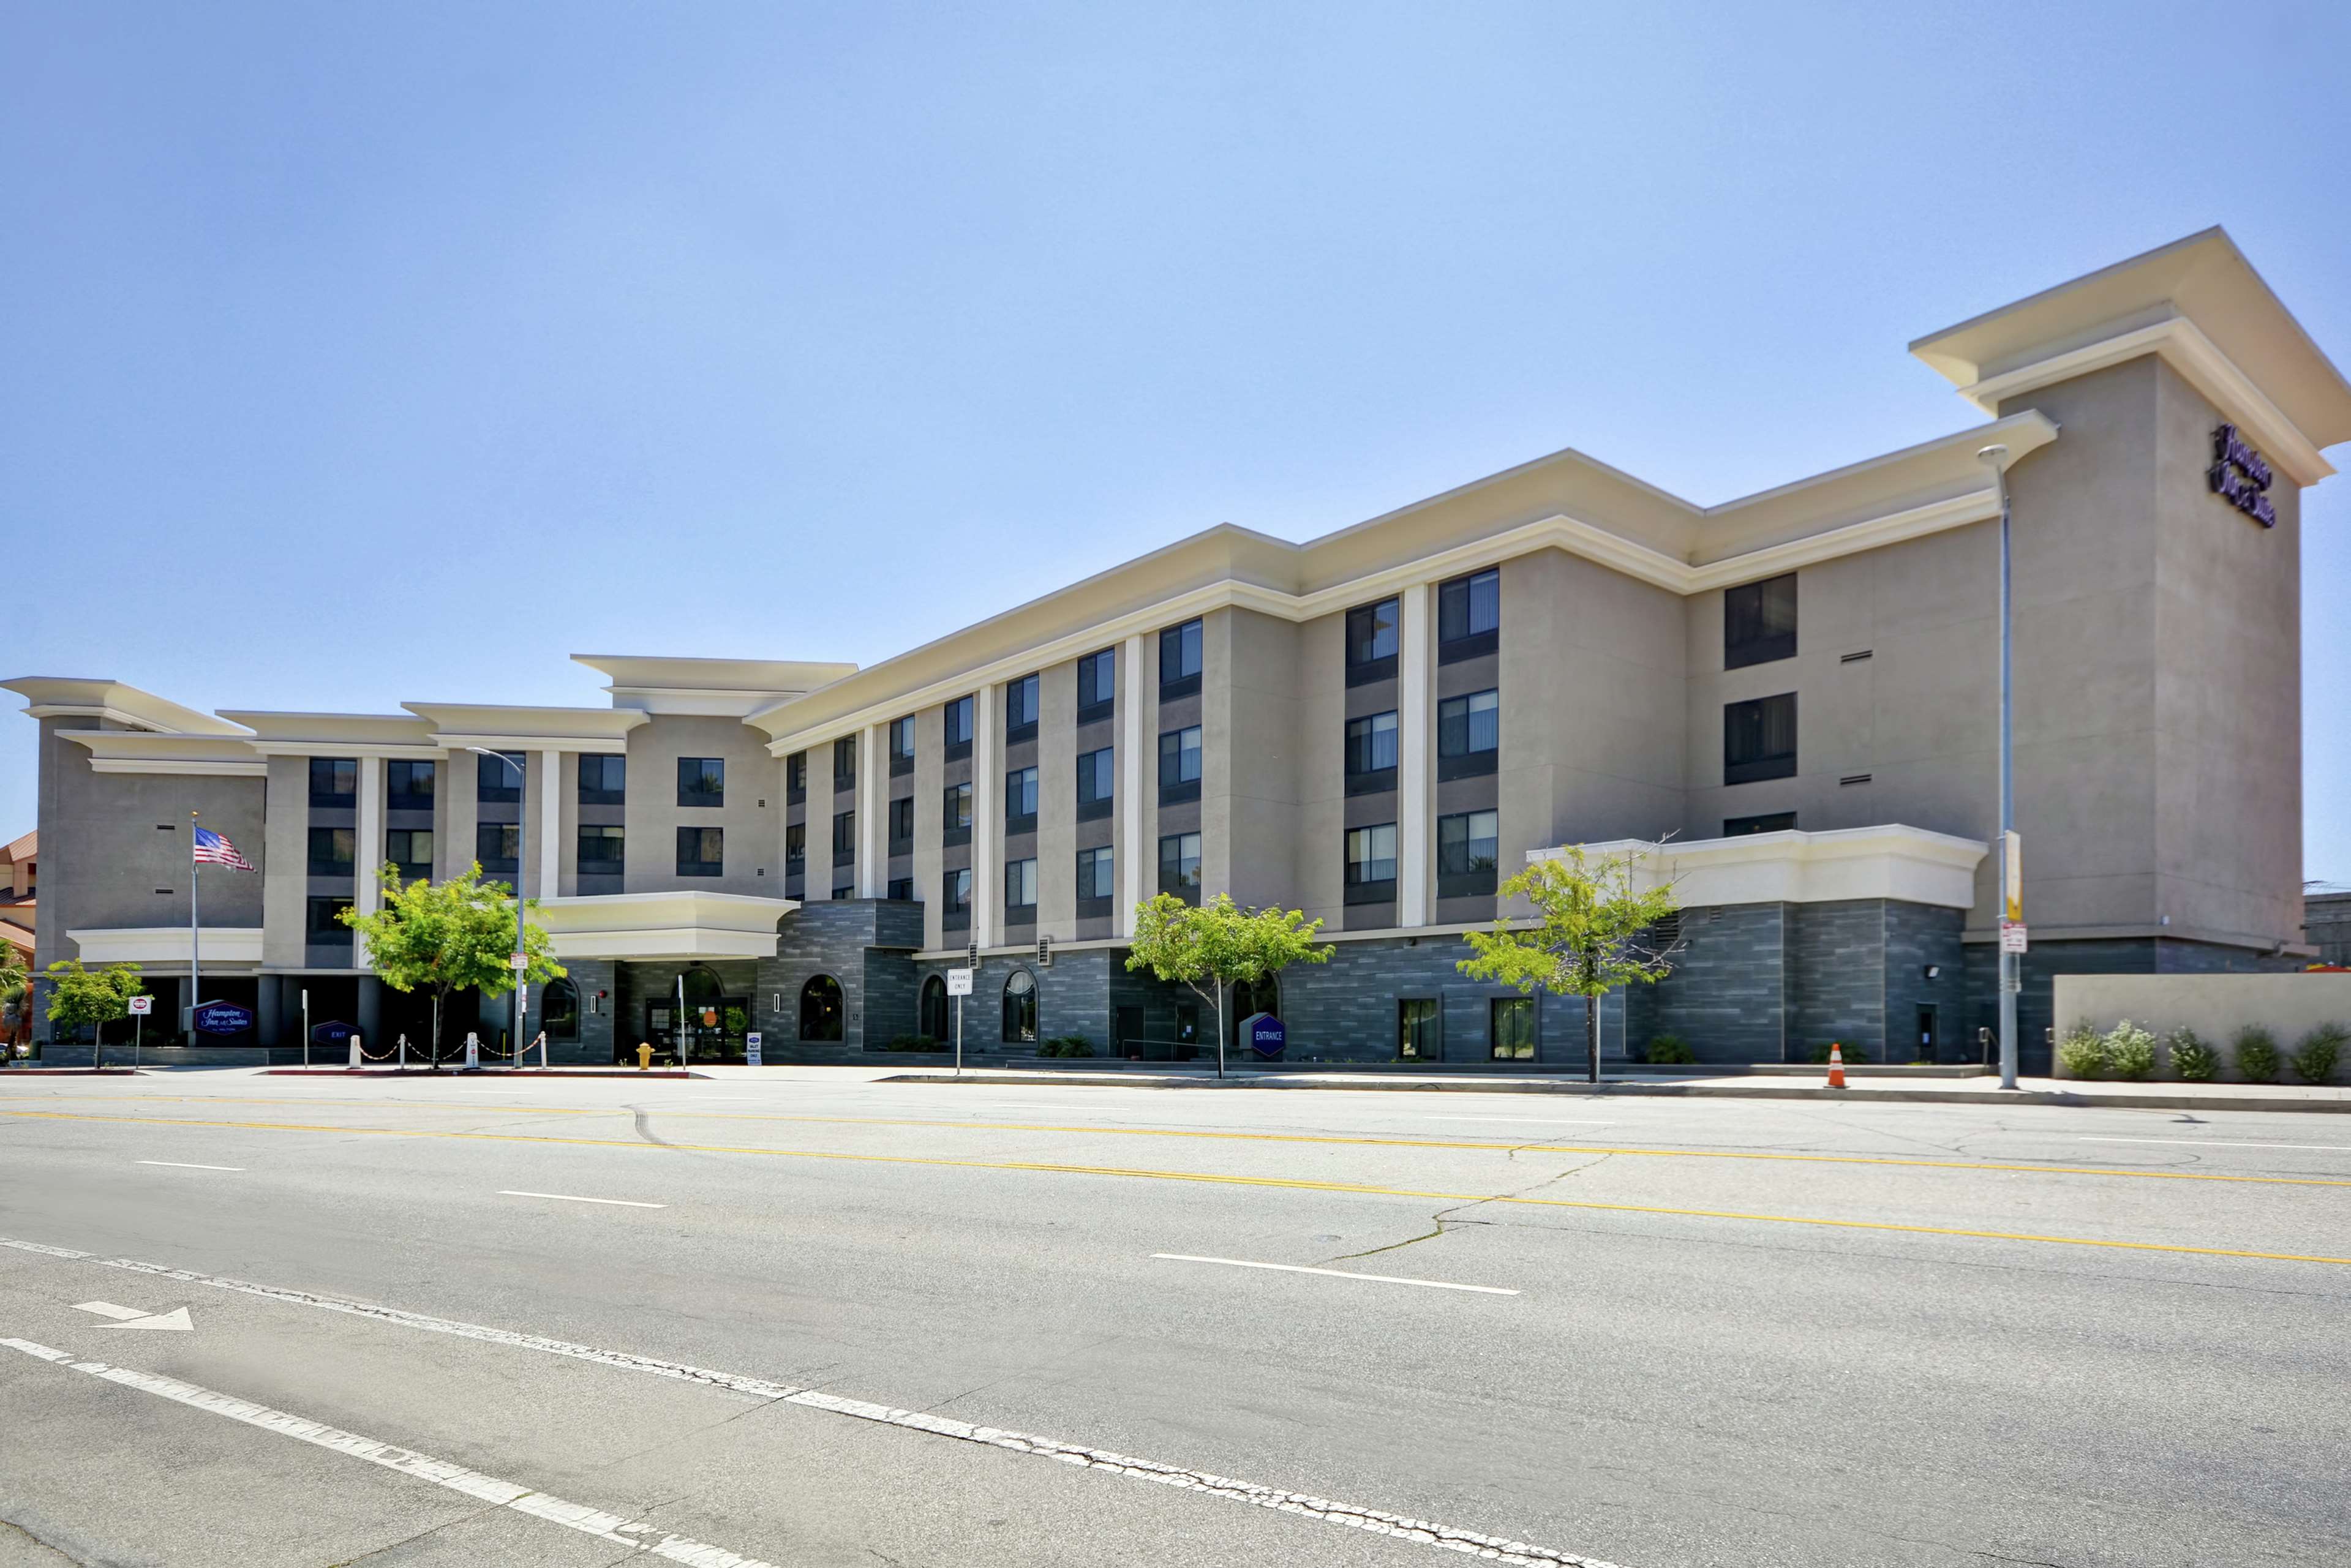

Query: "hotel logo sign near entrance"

xmin=2209 ymin=423 xmax=2278 ymax=528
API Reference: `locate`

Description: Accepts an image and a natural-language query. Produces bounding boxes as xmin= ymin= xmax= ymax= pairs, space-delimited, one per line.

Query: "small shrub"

xmin=2056 ymin=1022 xmax=2108 ymax=1079
xmin=2291 ymin=1022 xmax=2347 ymax=1085
xmin=1036 ymin=1036 xmax=1096 ymax=1059
xmin=1805 ymin=1041 xmax=1868 ymax=1064
xmin=884 ymin=1033 xmax=940 ymax=1052
xmin=2104 ymin=1019 xmax=2156 ymax=1081
xmin=2233 ymin=1026 xmax=2281 ymax=1083
xmin=1644 ymin=1033 xmax=1695 ymax=1065
xmin=2167 ymin=1027 xmax=2218 ymax=1082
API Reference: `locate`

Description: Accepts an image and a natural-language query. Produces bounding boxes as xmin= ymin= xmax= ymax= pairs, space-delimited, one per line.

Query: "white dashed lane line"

xmin=137 ymin=1160 xmax=246 ymax=1171
xmin=1151 ymin=1254 xmax=1521 ymax=1296
xmin=497 ymin=1191 xmax=667 ymax=1208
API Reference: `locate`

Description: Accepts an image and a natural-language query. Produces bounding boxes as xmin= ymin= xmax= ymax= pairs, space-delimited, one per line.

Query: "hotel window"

xmin=786 ymin=751 xmax=807 ymax=805
xmin=832 ymin=810 xmax=855 ymax=857
xmin=889 ymin=715 xmax=916 ymax=775
xmin=1345 ymin=823 xmax=1398 ymax=904
xmin=1398 ymin=998 xmax=1439 ymax=1060
xmin=942 ymin=781 xmax=972 ymax=847
xmin=677 ymin=757 xmax=725 ymax=808
xmin=785 ymin=822 xmax=805 ymax=872
xmin=1725 ymin=573 xmax=1798 ymax=670
xmin=1077 ymin=746 xmax=1114 ymax=820
xmin=834 ymin=880 xmax=853 ymax=902
xmin=1077 ymin=648 xmax=1116 ymax=724
xmin=887 ymin=876 xmax=914 ymax=902
xmin=889 ymin=796 xmax=915 ymax=853
xmin=1005 ymin=767 xmax=1039 ymax=832
xmin=1077 ymin=846 xmax=1114 ymax=910
xmin=833 ymin=735 xmax=857 ymax=791
xmin=385 ymin=828 xmax=434 ymax=882
xmin=1491 ymin=996 xmax=1536 ymax=1060
xmin=676 ymin=826 xmax=724 ymax=877
xmin=943 ymin=695 xmax=974 ymax=760
xmin=475 ymin=822 xmax=518 ymax=876
xmin=1437 ymin=809 xmax=1499 ymax=898
xmin=1005 ymin=673 xmax=1040 ymax=742
xmin=308 ymin=826 xmax=355 ymax=875
xmin=1437 ymin=689 xmax=1500 ymax=779
xmin=307 ymin=896 xmax=354 ymax=944
xmin=1724 ymin=694 xmax=1798 ymax=785
xmin=1160 ymin=618 xmax=1203 ymax=699
xmin=1159 ymin=725 xmax=1202 ymax=804
xmin=1345 ymin=598 xmax=1399 ymax=686
xmin=476 ymin=751 xmax=523 ymax=804
xmin=1725 ymin=812 xmax=1797 ymax=837
xmin=577 ymin=824 xmax=625 ymax=872
xmin=309 ymin=757 xmax=358 ymax=808
xmin=1159 ymin=832 xmax=1202 ymax=901
xmin=1345 ymin=711 xmax=1398 ymax=795
xmin=577 ymin=754 xmax=625 ymax=806
xmin=1004 ymin=857 xmax=1039 ymax=916
xmin=942 ymin=867 xmax=972 ymax=929
xmin=1439 ymin=568 xmax=1501 ymax=661
xmin=387 ymin=759 xmax=436 ymax=811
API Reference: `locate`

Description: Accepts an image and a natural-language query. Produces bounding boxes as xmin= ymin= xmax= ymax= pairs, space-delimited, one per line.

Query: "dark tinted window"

xmin=889 ymin=716 xmax=916 ymax=762
xmin=1077 ymin=747 xmax=1114 ymax=809
xmin=1345 ymin=823 xmax=1397 ymax=899
xmin=677 ymin=757 xmax=724 ymax=807
xmin=676 ymin=826 xmax=724 ymax=876
xmin=385 ymin=828 xmax=433 ymax=878
xmin=1439 ymin=568 xmax=1500 ymax=645
xmin=1346 ymin=599 xmax=1399 ymax=667
xmin=943 ymin=696 xmax=974 ymax=750
xmin=832 ymin=811 xmax=855 ymax=855
xmin=785 ymin=823 xmax=805 ymax=868
xmin=1725 ymin=812 xmax=1797 ymax=836
xmin=1438 ymin=690 xmax=1499 ymax=778
xmin=890 ymin=796 xmax=915 ymax=847
xmin=1724 ymin=694 xmax=1798 ymax=785
xmin=1160 ymin=620 xmax=1203 ymax=687
xmin=1077 ymin=846 xmax=1115 ymax=901
xmin=1437 ymin=809 xmax=1499 ymax=897
xmin=943 ymin=867 xmax=972 ymax=915
xmin=477 ymin=751 xmax=523 ymax=803
xmin=833 ymin=736 xmax=857 ymax=789
xmin=307 ymin=826 xmax=355 ymax=874
xmin=1006 ymin=673 xmax=1040 ymax=735
xmin=1006 ymin=767 xmax=1039 ymax=823
xmin=578 ymin=825 xmax=625 ymax=869
xmin=307 ymin=896 xmax=353 ymax=940
xmin=1346 ymin=712 xmax=1398 ymax=786
xmin=1159 ymin=726 xmax=1202 ymax=802
xmin=1158 ymin=832 xmax=1201 ymax=897
xmin=475 ymin=822 xmax=518 ymax=874
xmin=1077 ymin=649 xmax=1116 ymax=716
xmin=577 ymin=754 xmax=625 ymax=805
xmin=387 ymin=760 xmax=436 ymax=809
xmin=1725 ymin=574 xmax=1797 ymax=669
xmin=309 ymin=757 xmax=357 ymax=808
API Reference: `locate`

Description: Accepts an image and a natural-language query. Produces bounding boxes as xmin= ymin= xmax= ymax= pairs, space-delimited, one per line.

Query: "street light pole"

xmin=1979 ymin=446 xmax=2020 ymax=1092
xmin=465 ymin=748 xmax=530 ymax=1070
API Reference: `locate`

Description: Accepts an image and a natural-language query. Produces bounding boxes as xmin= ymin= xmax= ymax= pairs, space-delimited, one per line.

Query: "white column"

xmin=858 ymin=723 xmax=886 ymax=897
xmin=973 ymin=684 xmax=1001 ymax=948
xmin=355 ymin=757 xmax=385 ymax=917
xmin=537 ymin=750 xmax=562 ymax=900
xmin=1397 ymin=583 xmax=1434 ymax=927
xmin=1118 ymin=633 xmax=1148 ymax=934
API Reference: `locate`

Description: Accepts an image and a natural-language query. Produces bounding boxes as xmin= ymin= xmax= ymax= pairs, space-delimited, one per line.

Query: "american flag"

xmin=192 ymin=825 xmax=255 ymax=871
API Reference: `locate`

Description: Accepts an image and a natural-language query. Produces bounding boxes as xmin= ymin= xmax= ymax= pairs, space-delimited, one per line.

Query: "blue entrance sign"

xmin=1241 ymin=1011 xmax=1285 ymax=1060
xmin=194 ymin=1002 xmax=254 ymax=1035
xmin=310 ymin=1019 xmax=355 ymax=1046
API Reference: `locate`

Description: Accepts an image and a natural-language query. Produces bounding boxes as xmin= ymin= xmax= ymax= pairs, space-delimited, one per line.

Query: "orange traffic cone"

xmin=1827 ymin=1041 xmax=1847 ymax=1089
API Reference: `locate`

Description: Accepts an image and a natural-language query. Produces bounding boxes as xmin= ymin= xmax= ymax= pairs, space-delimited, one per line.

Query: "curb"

xmin=875 ymin=1072 xmax=2351 ymax=1114
xmin=262 ymin=1068 xmax=708 ymax=1079
xmin=0 ymin=1067 xmax=146 ymax=1076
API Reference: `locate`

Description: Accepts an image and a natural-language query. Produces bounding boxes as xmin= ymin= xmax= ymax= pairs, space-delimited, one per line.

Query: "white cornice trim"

xmin=241 ymin=742 xmax=448 ymax=760
xmin=88 ymin=759 xmax=268 ymax=778
xmin=429 ymin=733 xmax=630 ymax=756
xmin=1959 ymin=316 xmax=2333 ymax=485
xmin=1533 ymin=825 xmax=1990 ymax=911
xmin=23 ymin=705 xmax=162 ymax=729
xmin=756 ymin=490 xmax=2012 ymax=754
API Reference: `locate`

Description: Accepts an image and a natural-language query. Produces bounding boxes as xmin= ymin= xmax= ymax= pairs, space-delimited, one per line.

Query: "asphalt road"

xmin=1 ymin=1068 xmax=2347 ymax=1568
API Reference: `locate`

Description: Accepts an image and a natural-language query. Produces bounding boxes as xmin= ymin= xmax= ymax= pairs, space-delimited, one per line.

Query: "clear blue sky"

xmin=5 ymin=2 xmax=2347 ymax=882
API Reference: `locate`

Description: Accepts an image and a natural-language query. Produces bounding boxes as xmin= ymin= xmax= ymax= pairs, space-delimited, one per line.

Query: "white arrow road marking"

xmin=0 ymin=1340 xmax=780 ymax=1567
xmin=72 ymin=1301 xmax=192 ymax=1330
xmin=0 ymin=1234 xmax=1617 ymax=1566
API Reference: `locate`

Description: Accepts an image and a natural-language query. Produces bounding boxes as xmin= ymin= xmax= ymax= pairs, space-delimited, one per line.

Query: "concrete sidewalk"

xmin=875 ymin=1065 xmax=2351 ymax=1113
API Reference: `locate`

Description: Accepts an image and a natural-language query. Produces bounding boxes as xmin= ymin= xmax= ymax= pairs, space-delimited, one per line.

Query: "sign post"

xmin=129 ymin=994 xmax=151 ymax=1065
xmin=745 ymin=1030 xmax=762 ymax=1067
xmin=946 ymin=966 xmax=974 ymax=1076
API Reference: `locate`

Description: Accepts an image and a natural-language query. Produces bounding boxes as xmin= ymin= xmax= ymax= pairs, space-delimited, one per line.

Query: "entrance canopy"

xmin=535 ymin=891 xmax=800 ymax=961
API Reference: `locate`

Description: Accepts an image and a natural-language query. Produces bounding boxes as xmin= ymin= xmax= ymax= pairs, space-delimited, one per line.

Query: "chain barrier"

xmin=358 ymin=1033 xmax=401 ymax=1062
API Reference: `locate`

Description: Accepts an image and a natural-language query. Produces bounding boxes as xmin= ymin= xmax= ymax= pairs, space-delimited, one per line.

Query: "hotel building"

xmin=14 ymin=229 xmax=2348 ymax=1071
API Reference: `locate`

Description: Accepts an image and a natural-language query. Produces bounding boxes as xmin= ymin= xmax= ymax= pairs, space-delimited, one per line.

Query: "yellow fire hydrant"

xmin=636 ymin=1042 xmax=654 ymax=1071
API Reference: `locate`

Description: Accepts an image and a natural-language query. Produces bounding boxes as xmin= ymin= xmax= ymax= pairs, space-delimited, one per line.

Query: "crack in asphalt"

xmin=0 ymin=1515 xmax=90 ymax=1566
xmin=1327 ymin=1157 xmax=1603 ymax=1263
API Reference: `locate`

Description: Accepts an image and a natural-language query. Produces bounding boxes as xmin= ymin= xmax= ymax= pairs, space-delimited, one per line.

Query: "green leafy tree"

xmin=1457 ymin=845 xmax=1683 ymax=1082
xmin=0 ymin=953 xmax=28 ymax=1049
xmin=1124 ymin=893 xmax=1331 ymax=1078
xmin=342 ymin=864 xmax=563 ymax=1069
xmin=44 ymin=958 xmax=145 ymax=1070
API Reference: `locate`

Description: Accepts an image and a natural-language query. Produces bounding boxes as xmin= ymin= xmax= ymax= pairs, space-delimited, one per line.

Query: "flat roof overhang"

xmin=535 ymin=891 xmax=801 ymax=961
xmin=1532 ymin=825 xmax=1990 ymax=912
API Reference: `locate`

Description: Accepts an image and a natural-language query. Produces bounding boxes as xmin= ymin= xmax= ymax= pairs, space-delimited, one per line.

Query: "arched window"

xmin=540 ymin=978 xmax=580 ymax=1040
xmin=919 ymin=974 xmax=949 ymax=1041
xmin=1001 ymin=968 xmax=1037 ymax=1044
xmin=800 ymin=975 xmax=843 ymax=1042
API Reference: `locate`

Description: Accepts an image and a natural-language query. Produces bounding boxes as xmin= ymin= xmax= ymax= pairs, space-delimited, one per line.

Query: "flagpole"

xmin=189 ymin=811 xmax=201 ymax=1040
